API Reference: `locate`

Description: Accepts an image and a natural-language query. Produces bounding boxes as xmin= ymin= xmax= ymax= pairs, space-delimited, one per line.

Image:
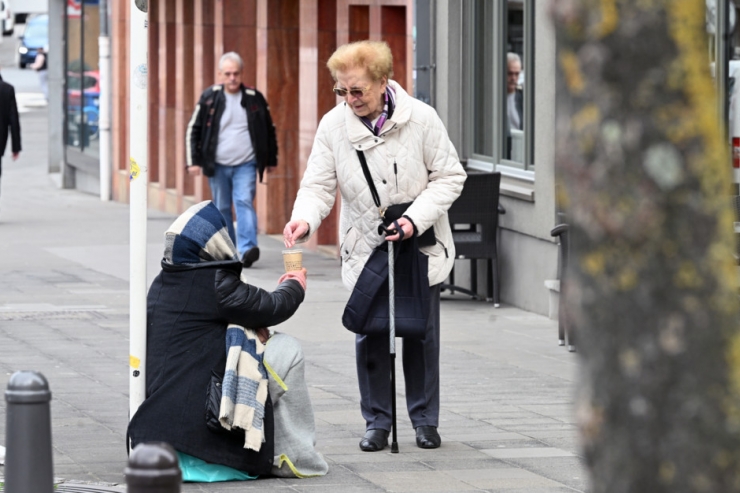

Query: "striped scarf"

xmin=220 ymin=326 xmax=269 ymax=452
xmin=360 ymin=85 xmax=395 ymax=136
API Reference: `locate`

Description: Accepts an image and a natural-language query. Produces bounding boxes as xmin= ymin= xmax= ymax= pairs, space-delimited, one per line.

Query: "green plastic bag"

xmin=176 ymin=451 xmax=259 ymax=482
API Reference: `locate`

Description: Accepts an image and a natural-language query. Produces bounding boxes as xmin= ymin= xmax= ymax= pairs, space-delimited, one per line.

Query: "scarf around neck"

xmin=360 ymin=85 xmax=396 ymax=136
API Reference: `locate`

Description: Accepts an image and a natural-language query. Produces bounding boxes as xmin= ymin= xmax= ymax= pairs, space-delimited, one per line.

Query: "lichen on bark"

xmin=552 ymin=0 xmax=740 ymax=491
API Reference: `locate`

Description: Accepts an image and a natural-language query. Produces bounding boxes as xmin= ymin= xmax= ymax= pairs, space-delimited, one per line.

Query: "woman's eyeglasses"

xmin=333 ymin=85 xmax=370 ymax=98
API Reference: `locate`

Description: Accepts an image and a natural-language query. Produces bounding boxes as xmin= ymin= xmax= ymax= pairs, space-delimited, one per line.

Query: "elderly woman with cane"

xmin=283 ymin=40 xmax=465 ymax=451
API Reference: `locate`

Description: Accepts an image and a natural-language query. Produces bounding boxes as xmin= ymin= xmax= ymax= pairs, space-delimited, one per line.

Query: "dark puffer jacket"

xmin=127 ymin=259 xmax=304 ymax=474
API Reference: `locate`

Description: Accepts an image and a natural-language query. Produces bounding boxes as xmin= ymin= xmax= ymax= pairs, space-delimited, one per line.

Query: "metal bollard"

xmin=125 ymin=442 xmax=181 ymax=493
xmin=4 ymin=370 xmax=54 ymax=493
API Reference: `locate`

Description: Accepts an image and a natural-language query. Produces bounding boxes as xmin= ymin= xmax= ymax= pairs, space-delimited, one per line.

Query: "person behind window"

xmin=283 ymin=40 xmax=466 ymax=452
xmin=505 ymin=52 xmax=524 ymax=160
xmin=506 ymin=52 xmax=523 ymax=131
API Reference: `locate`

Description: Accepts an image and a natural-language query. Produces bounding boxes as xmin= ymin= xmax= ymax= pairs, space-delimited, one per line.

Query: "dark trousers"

xmin=355 ymin=284 xmax=441 ymax=431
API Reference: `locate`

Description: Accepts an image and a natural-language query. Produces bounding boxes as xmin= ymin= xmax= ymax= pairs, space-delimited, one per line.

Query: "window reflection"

xmin=505 ymin=51 xmax=523 ymax=162
xmin=505 ymin=0 xmax=525 ymax=164
xmin=65 ymin=0 xmax=101 ymax=157
xmin=466 ymin=0 xmax=533 ymax=172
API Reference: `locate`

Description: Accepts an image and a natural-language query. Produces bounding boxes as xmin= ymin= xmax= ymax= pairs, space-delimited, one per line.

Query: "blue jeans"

xmin=208 ymin=160 xmax=258 ymax=257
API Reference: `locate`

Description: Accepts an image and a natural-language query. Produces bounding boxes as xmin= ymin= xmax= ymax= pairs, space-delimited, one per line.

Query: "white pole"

xmin=98 ymin=0 xmax=111 ymax=201
xmin=98 ymin=36 xmax=111 ymax=200
xmin=129 ymin=0 xmax=148 ymax=419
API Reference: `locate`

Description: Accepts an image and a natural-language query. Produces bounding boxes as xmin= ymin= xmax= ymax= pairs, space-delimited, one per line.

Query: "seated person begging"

xmin=127 ymin=200 xmax=326 ymax=479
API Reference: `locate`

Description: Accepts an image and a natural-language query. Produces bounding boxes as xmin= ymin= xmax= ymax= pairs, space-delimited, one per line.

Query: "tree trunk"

xmin=551 ymin=1 xmax=740 ymax=492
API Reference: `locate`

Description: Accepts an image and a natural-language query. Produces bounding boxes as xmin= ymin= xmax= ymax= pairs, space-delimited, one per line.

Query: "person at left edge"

xmin=0 ymin=71 xmax=21 ymax=210
xmin=186 ymin=51 xmax=278 ymax=269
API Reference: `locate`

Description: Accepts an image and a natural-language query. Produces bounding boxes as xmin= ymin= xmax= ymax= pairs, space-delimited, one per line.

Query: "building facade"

xmin=48 ymin=0 xmax=562 ymax=317
xmin=45 ymin=1 xmax=740 ymax=319
xmin=429 ymin=0 xmax=560 ymax=315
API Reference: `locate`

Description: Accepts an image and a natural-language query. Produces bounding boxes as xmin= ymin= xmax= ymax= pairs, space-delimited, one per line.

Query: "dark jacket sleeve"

xmin=214 ymin=269 xmax=304 ymax=328
xmin=260 ymin=91 xmax=278 ymax=168
xmin=8 ymin=85 xmax=20 ymax=154
xmin=186 ymin=92 xmax=207 ymax=167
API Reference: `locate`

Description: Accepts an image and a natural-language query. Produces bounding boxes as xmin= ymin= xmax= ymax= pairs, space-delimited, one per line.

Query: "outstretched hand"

xmin=278 ymin=267 xmax=308 ymax=290
xmin=283 ymin=220 xmax=309 ymax=248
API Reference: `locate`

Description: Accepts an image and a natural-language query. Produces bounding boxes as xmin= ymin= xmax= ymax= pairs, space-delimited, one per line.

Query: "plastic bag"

xmin=176 ymin=451 xmax=259 ymax=482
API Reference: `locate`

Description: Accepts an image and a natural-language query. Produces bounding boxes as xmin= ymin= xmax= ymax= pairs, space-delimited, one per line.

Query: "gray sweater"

xmin=264 ymin=333 xmax=329 ymax=478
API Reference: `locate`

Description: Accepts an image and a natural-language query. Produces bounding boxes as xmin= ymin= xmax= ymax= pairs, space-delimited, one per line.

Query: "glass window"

xmin=472 ymin=1 xmax=494 ymax=158
xmin=505 ymin=1 xmax=525 ymax=164
xmin=65 ymin=0 xmax=100 ymax=158
xmin=466 ymin=0 xmax=534 ymax=176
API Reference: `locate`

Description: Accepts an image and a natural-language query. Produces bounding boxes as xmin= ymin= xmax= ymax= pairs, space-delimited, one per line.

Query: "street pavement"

xmin=0 ymin=102 xmax=586 ymax=490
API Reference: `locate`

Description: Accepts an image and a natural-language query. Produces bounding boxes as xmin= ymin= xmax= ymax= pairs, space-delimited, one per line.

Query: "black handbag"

xmin=356 ymin=150 xmax=436 ymax=248
xmin=205 ymin=370 xmax=243 ymax=435
xmin=204 ymin=370 xmax=276 ymax=474
xmin=342 ymin=233 xmax=430 ymax=339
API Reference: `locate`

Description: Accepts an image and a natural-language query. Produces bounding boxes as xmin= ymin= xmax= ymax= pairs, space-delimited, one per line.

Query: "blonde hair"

xmin=326 ymin=41 xmax=394 ymax=82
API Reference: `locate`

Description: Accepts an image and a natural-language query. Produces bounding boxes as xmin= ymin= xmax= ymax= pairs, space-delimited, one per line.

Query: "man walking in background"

xmin=186 ymin=52 xmax=278 ymax=268
xmin=0 ymin=70 xmax=21 ymax=211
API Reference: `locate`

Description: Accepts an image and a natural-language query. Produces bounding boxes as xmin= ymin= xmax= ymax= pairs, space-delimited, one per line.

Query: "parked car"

xmin=67 ymin=70 xmax=100 ymax=109
xmin=17 ymin=13 xmax=47 ymax=68
xmin=1 ymin=1 xmax=14 ymax=36
xmin=67 ymin=70 xmax=100 ymax=146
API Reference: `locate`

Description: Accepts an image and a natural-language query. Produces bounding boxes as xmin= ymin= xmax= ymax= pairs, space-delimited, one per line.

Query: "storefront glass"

xmin=65 ymin=0 xmax=100 ymax=158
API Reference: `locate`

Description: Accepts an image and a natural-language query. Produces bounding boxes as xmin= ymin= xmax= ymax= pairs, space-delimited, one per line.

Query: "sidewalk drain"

xmin=0 ymin=311 xmax=106 ymax=321
xmin=0 ymin=480 xmax=125 ymax=492
xmin=56 ymin=486 xmax=125 ymax=493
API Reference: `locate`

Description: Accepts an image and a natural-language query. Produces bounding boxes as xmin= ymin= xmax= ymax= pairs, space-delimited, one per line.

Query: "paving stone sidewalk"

xmin=0 ymin=108 xmax=586 ymax=492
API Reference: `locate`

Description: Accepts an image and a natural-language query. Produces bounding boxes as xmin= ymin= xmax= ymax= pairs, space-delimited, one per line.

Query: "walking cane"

xmin=388 ymin=233 xmax=399 ymax=453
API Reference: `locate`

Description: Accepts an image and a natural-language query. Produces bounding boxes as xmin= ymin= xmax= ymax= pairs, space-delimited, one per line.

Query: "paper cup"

xmin=282 ymin=249 xmax=303 ymax=272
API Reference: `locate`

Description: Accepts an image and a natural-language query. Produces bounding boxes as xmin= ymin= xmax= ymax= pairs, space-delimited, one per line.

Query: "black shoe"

xmin=241 ymin=247 xmax=260 ymax=268
xmin=359 ymin=429 xmax=389 ymax=452
xmin=415 ymin=426 xmax=441 ymax=449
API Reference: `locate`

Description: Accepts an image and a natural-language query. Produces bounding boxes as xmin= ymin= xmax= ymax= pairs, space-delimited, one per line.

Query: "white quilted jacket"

xmin=291 ymin=81 xmax=466 ymax=290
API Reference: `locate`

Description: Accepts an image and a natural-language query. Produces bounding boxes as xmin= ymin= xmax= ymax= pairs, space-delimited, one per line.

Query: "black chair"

xmin=551 ymin=222 xmax=574 ymax=352
xmin=441 ymin=171 xmax=505 ymax=306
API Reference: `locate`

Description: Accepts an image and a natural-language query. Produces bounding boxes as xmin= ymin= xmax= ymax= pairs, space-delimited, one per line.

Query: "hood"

xmin=163 ymin=200 xmax=238 ymax=265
